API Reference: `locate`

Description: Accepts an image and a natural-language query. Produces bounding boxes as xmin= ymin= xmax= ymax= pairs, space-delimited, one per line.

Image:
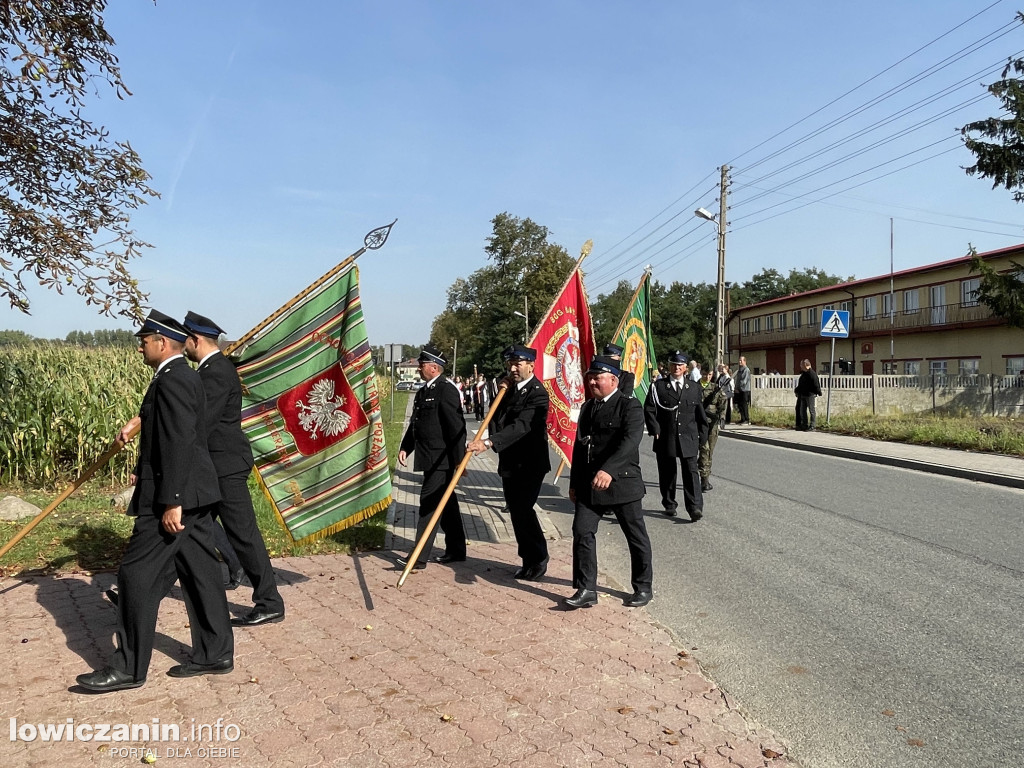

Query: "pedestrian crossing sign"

xmin=820 ymin=309 xmax=850 ymax=338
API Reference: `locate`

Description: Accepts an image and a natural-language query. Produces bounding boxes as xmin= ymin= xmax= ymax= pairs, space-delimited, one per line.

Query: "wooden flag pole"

xmin=610 ymin=268 xmax=652 ymax=343
xmin=397 ymin=381 xmax=510 ymax=588
xmin=553 ymin=458 xmax=567 ymax=482
xmin=0 ymin=221 xmax=397 ymax=561
xmin=0 ymin=424 xmax=139 ymax=561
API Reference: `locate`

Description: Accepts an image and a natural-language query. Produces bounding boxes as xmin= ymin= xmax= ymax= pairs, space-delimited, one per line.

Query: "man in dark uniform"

xmin=76 ymin=311 xmax=233 ymax=692
xmin=603 ymin=343 xmax=635 ymax=396
xmin=397 ymin=345 xmax=468 ymax=569
xmin=182 ymin=311 xmax=286 ymax=627
xmin=565 ymin=356 xmax=652 ymax=609
xmin=467 ymin=344 xmax=550 ymax=580
xmin=643 ymin=350 xmax=708 ymax=521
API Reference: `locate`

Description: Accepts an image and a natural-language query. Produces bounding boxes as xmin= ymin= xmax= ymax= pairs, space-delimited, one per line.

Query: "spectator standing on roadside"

xmin=795 ymin=359 xmax=822 ymax=431
xmin=716 ymin=363 xmax=734 ymax=426
xmin=734 ymin=356 xmax=751 ymax=424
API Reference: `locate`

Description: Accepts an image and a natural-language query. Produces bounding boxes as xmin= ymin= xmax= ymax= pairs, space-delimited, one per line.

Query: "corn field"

xmin=0 ymin=344 xmax=149 ymax=486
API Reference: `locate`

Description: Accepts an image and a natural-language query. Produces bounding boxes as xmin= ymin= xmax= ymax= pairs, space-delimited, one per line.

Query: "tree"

xmin=1 ymin=1 xmax=157 ymax=319
xmin=730 ymin=267 xmax=850 ymax=308
xmin=961 ymin=20 xmax=1024 ymax=326
xmin=589 ymin=280 xmax=634 ymax=345
xmin=430 ymin=213 xmax=575 ymax=376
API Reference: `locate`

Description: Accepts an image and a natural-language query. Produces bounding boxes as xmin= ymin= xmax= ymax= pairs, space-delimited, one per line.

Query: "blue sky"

xmin=5 ymin=0 xmax=1024 ymax=347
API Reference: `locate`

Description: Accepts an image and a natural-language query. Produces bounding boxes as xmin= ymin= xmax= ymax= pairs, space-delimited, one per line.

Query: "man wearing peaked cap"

xmin=603 ymin=343 xmax=636 ymax=397
xmin=643 ymin=350 xmax=708 ymax=521
xmin=182 ymin=311 xmax=286 ymax=627
xmin=468 ymin=343 xmax=550 ymax=580
xmin=77 ymin=310 xmax=232 ymax=692
xmin=397 ymin=344 xmax=468 ymax=569
xmin=565 ymin=354 xmax=652 ymax=609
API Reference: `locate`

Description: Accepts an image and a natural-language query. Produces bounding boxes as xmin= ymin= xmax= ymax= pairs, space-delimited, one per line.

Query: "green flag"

xmin=235 ymin=265 xmax=391 ymax=543
xmin=610 ymin=271 xmax=657 ymax=402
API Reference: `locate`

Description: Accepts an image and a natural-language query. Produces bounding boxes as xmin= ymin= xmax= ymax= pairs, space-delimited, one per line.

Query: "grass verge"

xmin=0 ymin=392 xmax=411 ymax=576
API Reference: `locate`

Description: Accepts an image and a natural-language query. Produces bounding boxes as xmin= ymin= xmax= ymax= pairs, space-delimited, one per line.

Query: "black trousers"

xmin=412 ymin=467 xmax=467 ymax=564
xmin=656 ymin=452 xmax=703 ymax=515
xmin=112 ymin=508 xmax=233 ymax=681
xmin=571 ymin=498 xmax=652 ymax=593
xmin=735 ymin=390 xmax=751 ymax=422
xmin=502 ymin=472 xmax=548 ymax=567
xmin=796 ymin=395 xmax=817 ymax=430
xmin=215 ymin=471 xmax=284 ymax=613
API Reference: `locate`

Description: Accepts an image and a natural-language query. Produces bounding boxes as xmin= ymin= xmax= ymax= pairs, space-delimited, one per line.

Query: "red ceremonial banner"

xmin=530 ymin=269 xmax=596 ymax=466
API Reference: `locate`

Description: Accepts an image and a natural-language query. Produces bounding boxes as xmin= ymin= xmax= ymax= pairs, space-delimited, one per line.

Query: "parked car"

xmin=396 ymin=381 xmax=413 ymax=391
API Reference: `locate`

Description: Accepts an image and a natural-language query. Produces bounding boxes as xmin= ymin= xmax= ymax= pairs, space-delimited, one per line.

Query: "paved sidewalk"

xmin=720 ymin=421 xmax=1024 ymax=489
xmin=0 ymin=409 xmax=797 ymax=768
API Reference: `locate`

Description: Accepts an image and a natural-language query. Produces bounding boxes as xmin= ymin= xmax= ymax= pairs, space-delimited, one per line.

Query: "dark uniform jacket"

xmin=196 ymin=351 xmax=254 ymax=477
xmin=617 ymin=371 xmax=636 ymax=397
xmin=400 ymin=376 xmax=467 ymax=473
xmin=570 ymin=391 xmax=646 ymax=507
xmin=129 ymin=356 xmax=221 ymax=516
xmin=643 ymin=377 xmax=709 ymax=459
xmin=490 ymin=376 xmax=551 ymax=479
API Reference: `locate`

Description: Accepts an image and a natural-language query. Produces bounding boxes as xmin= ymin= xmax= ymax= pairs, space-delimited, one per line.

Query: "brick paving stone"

xmin=0 ymin=401 xmax=801 ymax=768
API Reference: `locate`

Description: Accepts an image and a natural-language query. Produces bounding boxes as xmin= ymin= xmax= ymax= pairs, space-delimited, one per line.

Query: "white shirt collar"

xmin=155 ymin=354 xmax=184 ymax=375
xmin=198 ymin=349 xmax=220 ymax=367
xmin=516 ymin=374 xmax=535 ymax=391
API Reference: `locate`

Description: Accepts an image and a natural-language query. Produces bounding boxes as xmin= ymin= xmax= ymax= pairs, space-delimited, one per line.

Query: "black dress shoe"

xmin=522 ymin=559 xmax=548 ymax=581
xmin=624 ymin=590 xmax=653 ymax=608
xmin=512 ymin=566 xmax=528 ymax=579
xmin=701 ymin=479 xmax=713 ymax=491
xmin=76 ymin=668 xmax=145 ymax=692
xmin=433 ymin=553 xmax=466 ymax=565
xmin=689 ymin=510 xmax=703 ymax=522
xmin=105 ymin=588 xmax=119 ymax=606
xmin=226 ymin=567 xmax=246 ymax=590
xmin=563 ymin=588 xmax=598 ymax=609
xmin=663 ymin=507 xmax=678 ymax=517
xmin=395 ymin=556 xmax=426 ymax=571
xmin=231 ymin=609 xmax=285 ymax=627
xmin=167 ymin=658 xmax=233 ymax=678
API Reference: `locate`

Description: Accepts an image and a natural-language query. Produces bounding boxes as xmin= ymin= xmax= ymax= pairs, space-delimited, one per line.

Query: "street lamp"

xmin=695 ymin=206 xmax=726 ymax=368
xmin=513 ymin=296 xmax=529 ymax=342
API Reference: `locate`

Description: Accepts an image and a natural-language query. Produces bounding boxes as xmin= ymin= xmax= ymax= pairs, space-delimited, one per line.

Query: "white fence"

xmin=751 ymin=374 xmax=1024 ymax=417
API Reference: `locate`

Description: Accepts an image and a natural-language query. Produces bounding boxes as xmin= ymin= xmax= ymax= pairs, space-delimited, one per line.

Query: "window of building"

xmin=765 ymin=315 xmax=774 ymax=332
xmin=1006 ymin=357 xmax=1024 ymax=376
xmin=904 ymin=289 xmax=920 ymax=314
xmin=959 ymin=359 xmax=979 ymax=376
xmin=961 ymin=277 xmax=980 ymax=307
xmin=905 ymin=360 xmax=920 ymax=376
xmin=863 ymin=295 xmax=878 ymax=319
xmin=929 ymin=359 xmax=948 ymax=376
xmin=930 ymin=285 xmax=947 ymax=325
xmin=882 ymin=360 xmax=897 ymax=374
xmin=839 ymin=300 xmax=851 ymax=313
xmin=793 ymin=309 xmax=802 ymax=329
xmin=753 ymin=317 xmax=761 ymax=333
xmin=777 ymin=313 xmax=787 ymax=330
xmin=808 ymin=307 xmax=818 ymax=326
xmin=742 ymin=319 xmax=751 ymax=336
xmin=883 ymin=293 xmax=894 ymax=317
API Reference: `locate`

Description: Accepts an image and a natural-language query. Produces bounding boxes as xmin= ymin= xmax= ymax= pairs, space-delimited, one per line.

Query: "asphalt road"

xmin=546 ymin=436 xmax=1024 ymax=768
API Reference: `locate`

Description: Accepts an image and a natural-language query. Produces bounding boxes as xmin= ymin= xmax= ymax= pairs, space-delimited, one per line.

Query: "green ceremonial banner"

xmin=610 ymin=271 xmax=658 ymax=402
xmin=235 ymin=265 xmax=391 ymax=543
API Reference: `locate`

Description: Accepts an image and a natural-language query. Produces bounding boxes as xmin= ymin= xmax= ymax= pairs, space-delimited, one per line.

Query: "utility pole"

xmin=715 ymin=165 xmax=729 ymax=368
